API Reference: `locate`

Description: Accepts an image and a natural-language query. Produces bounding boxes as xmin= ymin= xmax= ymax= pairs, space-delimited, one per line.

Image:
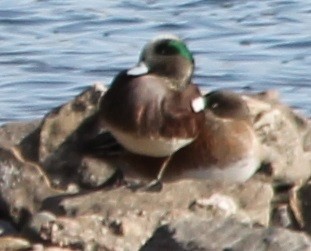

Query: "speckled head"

xmin=204 ymin=90 xmax=252 ymax=123
xmin=128 ymin=34 xmax=194 ymax=89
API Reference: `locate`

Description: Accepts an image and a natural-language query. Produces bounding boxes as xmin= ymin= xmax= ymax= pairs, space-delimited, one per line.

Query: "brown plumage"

xmin=119 ymin=90 xmax=262 ymax=183
xmin=99 ymin=72 xmax=204 ymax=139
xmin=96 ymin=35 xmax=203 ymax=190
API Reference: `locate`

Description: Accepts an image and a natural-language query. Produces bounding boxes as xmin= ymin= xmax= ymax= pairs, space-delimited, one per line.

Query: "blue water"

xmin=0 ymin=0 xmax=310 ymax=124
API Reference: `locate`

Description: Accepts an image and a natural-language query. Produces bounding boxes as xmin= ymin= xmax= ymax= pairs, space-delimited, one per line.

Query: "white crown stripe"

xmin=191 ymin=97 xmax=205 ymax=113
xmin=127 ymin=62 xmax=149 ymax=76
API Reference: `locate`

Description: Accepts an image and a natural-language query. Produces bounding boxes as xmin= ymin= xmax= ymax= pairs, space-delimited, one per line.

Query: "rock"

xmin=0 ymin=219 xmax=17 ymax=235
xmin=289 ymin=181 xmax=311 ymax=234
xmin=36 ymin=84 xmax=111 ymax=189
xmin=24 ymin=211 xmax=57 ymax=239
xmin=77 ymin=156 xmax=117 ymax=188
xmin=0 ymin=146 xmax=60 ymax=225
xmin=32 ymin=244 xmax=77 ymax=251
xmin=0 ymin=236 xmax=31 ymax=250
xmin=37 ymin=215 xmax=109 ymax=250
xmin=270 ymin=203 xmax=297 ymax=229
xmin=188 ymin=178 xmax=273 ymax=226
xmin=0 ymin=120 xmax=41 ymax=162
xmin=36 ymin=179 xmax=272 ymax=249
xmin=39 ymin=84 xmax=105 ymax=163
xmin=0 ymin=120 xmax=41 ymax=148
xmin=0 ymin=86 xmax=311 ymax=250
xmin=57 ymin=179 xmax=273 ymax=227
xmin=140 ymin=215 xmax=311 ymax=251
xmin=243 ymin=92 xmax=311 ymax=183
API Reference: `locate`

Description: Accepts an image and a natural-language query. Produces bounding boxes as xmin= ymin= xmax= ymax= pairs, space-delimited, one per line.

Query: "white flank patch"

xmin=127 ymin=62 xmax=149 ymax=76
xmin=182 ymin=156 xmax=260 ymax=183
xmin=108 ymin=126 xmax=193 ymax=157
xmin=191 ymin=96 xmax=205 ymax=113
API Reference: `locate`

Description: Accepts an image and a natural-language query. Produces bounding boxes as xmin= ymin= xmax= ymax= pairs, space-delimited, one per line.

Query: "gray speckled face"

xmin=140 ymin=37 xmax=194 ymax=67
xmin=204 ymin=91 xmax=251 ymax=121
xmin=142 ymin=38 xmax=193 ymax=62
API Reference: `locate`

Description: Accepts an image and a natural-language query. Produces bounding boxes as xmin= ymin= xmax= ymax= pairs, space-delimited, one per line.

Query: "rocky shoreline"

xmin=0 ymin=84 xmax=311 ymax=250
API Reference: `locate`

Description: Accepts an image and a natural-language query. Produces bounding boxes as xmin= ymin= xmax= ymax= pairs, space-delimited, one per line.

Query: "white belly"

xmin=109 ymin=127 xmax=193 ymax=157
xmin=181 ymin=157 xmax=260 ymax=183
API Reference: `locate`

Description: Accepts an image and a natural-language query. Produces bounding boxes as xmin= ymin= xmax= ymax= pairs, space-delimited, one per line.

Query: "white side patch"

xmin=191 ymin=97 xmax=205 ymax=113
xmin=181 ymin=156 xmax=260 ymax=183
xmin=107 ymin=126 xmax=193 ymax=157
xmin=127 ymin=62 xmax=149 ymax=76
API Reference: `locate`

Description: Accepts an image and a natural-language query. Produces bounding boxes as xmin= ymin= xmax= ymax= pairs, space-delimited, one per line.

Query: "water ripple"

xmin=0 ymin=0 xmax=310 ymax=124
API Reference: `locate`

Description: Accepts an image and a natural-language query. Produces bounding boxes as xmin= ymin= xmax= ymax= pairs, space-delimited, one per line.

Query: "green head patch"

xmin=154 ymin=39 xmax=194 ymax=63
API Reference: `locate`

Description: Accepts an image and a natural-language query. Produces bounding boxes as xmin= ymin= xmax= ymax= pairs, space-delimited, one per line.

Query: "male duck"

xmin=98 ymin=35 xmax=205 ymax=189
xmin=121 ymin=90 xmax=262 ymax=184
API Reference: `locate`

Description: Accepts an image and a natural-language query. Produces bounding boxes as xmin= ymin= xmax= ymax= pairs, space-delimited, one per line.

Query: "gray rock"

xmin=0 ymin=147 xmax=60 ymax=224
xmin=37 ymin=179 xmax=272 ymax=250
xmin=0 ymin=219 xmax=17 ymax=236
xmin=0 ymin=86 xmax=310 ymax=250
xmin=0 ymin=120 xmax=41 ymax=147
xmin=77 ymin=156 xmax=117 ymax=188
xmin=39 ymin=84 xmax=105 ymax=163
xmin=290 ymin=181 xmax=311 ymax=234
xmin=37 ymin=214 xmax=110 ymax=250
xmin=37 ymin=84 xmax=110 ymax=189
xmin=0 ymin=236 xmax=31 ymax=250
xmin=243 ymin=92 xmax=311 ymax=183
xmin=57 ymin=179 xmax=272 ymax=226
xmin=0 ymin=120 xmax=41 ymax=162
xmin=270 ymin=204 xmax=296 ymax=229
xmin=39 ymin=85 xmax=104 ymax=163
xmin=24 ymin=211 xmax=57 ymax=239
xmin=141 ymin=215 xmax=311 ymax=251
xmin=32 ymin=244 xmax=78 ymax=251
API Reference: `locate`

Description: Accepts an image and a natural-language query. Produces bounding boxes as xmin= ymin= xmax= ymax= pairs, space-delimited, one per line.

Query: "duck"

xmin=121 ymin=90 xmax=262 ymax=184
xmin=97 ymin=35 xmax=205 ymax=190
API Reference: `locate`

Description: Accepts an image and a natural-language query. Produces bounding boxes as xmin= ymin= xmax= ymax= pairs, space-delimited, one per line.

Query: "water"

xmin=0 ymin=0 xmax=310 ymax=124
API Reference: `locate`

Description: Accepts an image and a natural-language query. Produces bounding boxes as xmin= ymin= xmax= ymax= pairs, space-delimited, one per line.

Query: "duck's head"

xmin=204 ymin=90 xmax=251 ymax=122
xmin=127 ymin=35 xmax=194 ymax=90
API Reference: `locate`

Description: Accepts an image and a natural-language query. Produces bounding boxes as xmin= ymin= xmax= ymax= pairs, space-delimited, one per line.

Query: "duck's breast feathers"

xmin=160 ymin=84 xmax=205 ymax=138
xmin=99 ymin=74 xmax=165 ymax=133
xmin=100 ymin=75 xmax=204 ymax=139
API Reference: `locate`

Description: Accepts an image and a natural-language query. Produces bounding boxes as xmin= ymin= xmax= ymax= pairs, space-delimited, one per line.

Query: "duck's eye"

xmin=211 ymin=102 xmax=219 ymax=109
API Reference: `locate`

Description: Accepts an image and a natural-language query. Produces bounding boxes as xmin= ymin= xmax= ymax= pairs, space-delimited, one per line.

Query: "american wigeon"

xmin=97 ymin=35 xmax=205 ymax=189
xmin=121 ymin=90 xmax=262 ymax=184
